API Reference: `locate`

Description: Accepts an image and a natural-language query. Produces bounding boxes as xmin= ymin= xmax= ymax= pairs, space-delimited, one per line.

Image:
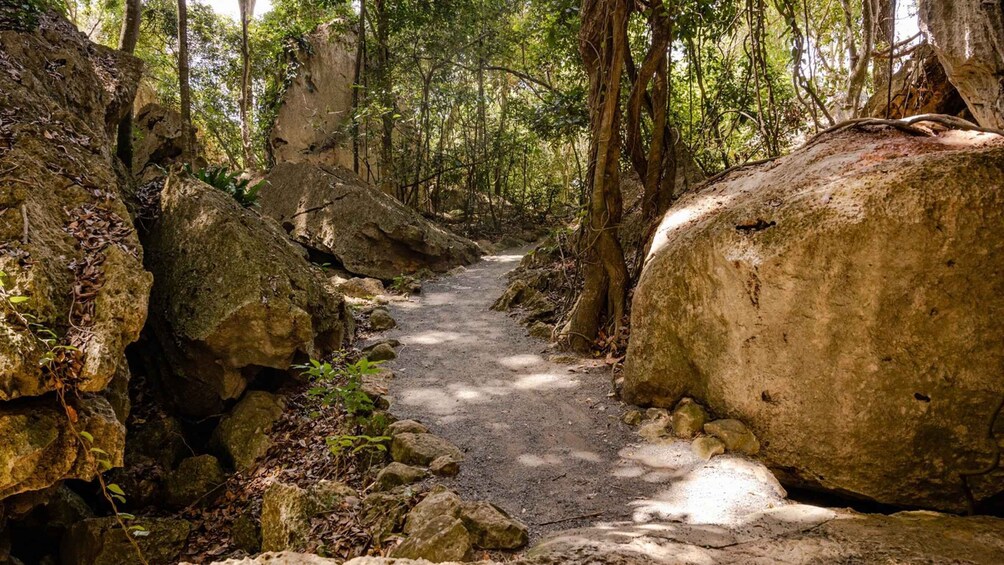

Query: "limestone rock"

xmin=528 ymin=322 xmax=553 ymax=340
xmin=375 ymin=463 xmax=428 ymax=492
xmin=361 ymin=491 xmax=413 ymax=543
xmin=703 ymin=419 xmax=759 ymax=455
xmin=126 ymin=414 xmax=186 ymax=469
xmin=260 ymin=163 xmax=480 ymax=280
xmin=0 ymin=396 xmax=124 ymax=500
xmin=165 ymin=454 xmax=226 ymax=509
xmin=62 ymin=516 xmax=190 ymax=565
xmin=491 ymin=280 xmax=556 ymax=324
xmin=692 ymin=437 xmax=726 ymax=461
xmin=623 ymin=129 xmax=1004 ymax=512
xmin=919 ymin=0 xmax=1004 ymax=129
xmin=131 ymin=103 xmax=205 ymax=174
xmin=370 ymin=308 xmax=397 ymax=331
xmin=404 ymin=488 xmax=463 ymax=534
xmin=367 ymin=343 xmax=398 ymax=362
xmin=391 ymin=515 xmax=472 ymax=562
xmin=143 ymin=176 xmax=352 ymax=417
xmin=212 ymin=391 xmax=285 ymax=470
xmin=392 ymin=433 xmax=463 ymax=467
xmin=0 ymin=13 xmax=150 ymax=407
xmin=339 ymin=277 xmax=385 ymax=299
xmin=387 ymin=420 xmax=429 ymax=436
xmin=670 ymin=398 xmax=708 ymax=439
xmin=429 ymin=455 xmax=461 ymax=477
xmin=268 ymin=24 xmax=360 ymax=172
xmin=260 ymin=480 xmax=356 ymax=552
xmin=459 ymin=501 xmax=529 ymax=549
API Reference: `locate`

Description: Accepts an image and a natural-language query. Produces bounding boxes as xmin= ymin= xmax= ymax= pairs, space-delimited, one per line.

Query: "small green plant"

xmin=185 ymin=164 xmax=264 ymax=208
xmin=296 ymin=356 xmax=384 ymax=416
xmin=325 ymin=433 xmax=390 ymax=455
xmin=389 ymin=274 xmax=414 ymax=294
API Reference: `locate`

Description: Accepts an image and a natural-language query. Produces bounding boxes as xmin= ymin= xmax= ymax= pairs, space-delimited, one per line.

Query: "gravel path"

xmin=380 ymin=248 xmax=794 ymax=544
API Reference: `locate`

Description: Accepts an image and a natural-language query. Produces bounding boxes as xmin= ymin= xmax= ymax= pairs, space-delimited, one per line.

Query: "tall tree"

xmin=115 ymin=0 xmax=142 ymax=167
xmin=178 ymin=0 xmax=193 ymax=156
xmin=562 ymin=0 xmax=630 ymax=352
xmin=239 ymin=0 xmax=256 ymax=170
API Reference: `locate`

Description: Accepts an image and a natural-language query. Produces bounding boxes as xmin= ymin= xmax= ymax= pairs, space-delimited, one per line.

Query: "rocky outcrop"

xmin=624 ymin=128 xmax=1004 ymax=512
xmin=131 ymin=103 xmax=205 ymax=175
xmin=260 ymin=163 xmax=480 ymax=280
xmin=260 ymin=480 xmax=357 ymax=552
xmin=919 ymin=0 xmax=1004 ymax=128
xmin=62 ymin=516 xmax=190 ymax=565
xmin=0 ymin=13 xmax=149 ymax=500
xmin=268 ymin=23 xmax=362 ymax=173
xmin=862 ymin=44 xmax=969 ymax=120
xmin=142 ymin=176 xmax=352 ymax=417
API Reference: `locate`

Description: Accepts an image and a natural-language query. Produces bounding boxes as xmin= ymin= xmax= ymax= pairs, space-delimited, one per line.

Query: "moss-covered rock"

xmin=459 ymin=501 xmax=528 ymax=550
xmin=670 ymin=398 xmax=708 ymax=439
xmin=260 ymin=480 xmax=356 ymax=552
xmin=143 ymin=176 xmax=352 ymax=417
xmin=391 ymin=433 xmax=463 ymax=467
xmin=624 ymin=129 xmax=1004 ymax=512
xmin=62 ymin=516 xmax=190 ymax=565
xmin=0 ymin=396 xmax=123 ymax=500
xmin=164 ymin=454 xmax=226 ymax=509
xmin=211 ymin=391 xmax=285 ymax=471
xmin=391 ymin=515 xmax=472 ymax=562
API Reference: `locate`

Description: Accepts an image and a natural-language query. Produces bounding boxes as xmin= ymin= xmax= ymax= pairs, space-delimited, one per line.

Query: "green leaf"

xmin=79 ymin=431 xmax=94 ymax=443
xmin=107 ymin=483 xmax=125 ymax=496
xmin=118 ymin=513 xmax=136 ymax=520
xmin=8 ymin=296 xmax=28 ymax=304
xmin=90 ymin=447 xmax=108 ymax=456
xmin=131 ymin=530 xmax=151 ymax=538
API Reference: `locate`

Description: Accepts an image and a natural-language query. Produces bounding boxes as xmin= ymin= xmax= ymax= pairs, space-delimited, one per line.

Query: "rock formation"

xmin=624 ymin=128 xmax=1004 ymax=512
xmin=131 ymin=103 xmax=205 ymax=175
xmin=268 ymin=22 xmax=363 ymax=174
xmin=0 ymin=12 xmax=149 ymax=502
xmin=919 ymin=0 xmax=1004 ymax=129
xmin=142 ymin=175 xmax=353 ymax=417
xmin=260 ymin=163 xmax=480 ymax=280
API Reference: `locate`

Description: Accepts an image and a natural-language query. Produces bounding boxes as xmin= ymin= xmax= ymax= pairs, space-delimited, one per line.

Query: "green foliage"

xmin=325 ymin=433 xmax=390 ymax=455
xmin=0 ymin=0 xmax=66 ymax=31
xmin=298 ymin=356 xmax=384 ymax=417
xmin=185 ymin=164 xmax=265 ymax=207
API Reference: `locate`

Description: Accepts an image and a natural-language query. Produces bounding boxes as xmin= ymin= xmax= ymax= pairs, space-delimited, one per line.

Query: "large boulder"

xmin=267 ymin=23 xmax=363 ymax=174
xmin=61 ymin=516 xmax=190 ymax=565
xmin=624 ymin=128 xmax=1004 ymax=512
xmin=142 ymin=176 xmax=352 ymax=417
xmin=920 ymin=0 xmax=1004 ymax=129
xmin=260 ymin=163 xmax=480 ymax=280
xmin=0 ymin=13 xmax=148 ymax=499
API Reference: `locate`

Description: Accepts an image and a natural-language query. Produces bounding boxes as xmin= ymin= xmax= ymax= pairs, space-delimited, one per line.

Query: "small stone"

xmin=460 ymin=501 xmax=529 ymax=549
xmin=528 ymin=321 xmax=554 ymax=340
xmin=361 ymin=491 xmax=413 ymax=543
xmin=338 ymin=277 xmax=385 ymax=298
xmin=704 ymin=419 xmax=761 ymax=455
xmin=212 ymin=390 xmax=285 ymax=470
xmin=692 ymin=436 xmax=726 ymax=460
xmin=164 ymin=454 xmax=226 ymax=509
xmin=261 ymin=480 xmax=356 ymax=552
xmin=430 ymin=454 xmax=461 ymax=477
xmin=391 ymin=515 xmax=472 ymax=562
xmin=622 ymin=409 xmax=643 ymax=426
xmin=404 ymin=487 xmax=463 ymax=534
xmin=387 ymin=419 xmax=429 ymax=436
xmin=366 ymin=342 xmax=397 ymax=362
xmin=671 ymin=398 xmax=709 ymax=439
xmin=369 ymin=308 xmax=397 ymax=331
xmin=391 ymin=433 xmax=463 ymax=466
xmin=638 ymin=416 xmax=671 ymax=442
xmin=645 ymin=407 xmax=669 ymax=420
xmin=374 ymin=463 xmax=428 ymax=491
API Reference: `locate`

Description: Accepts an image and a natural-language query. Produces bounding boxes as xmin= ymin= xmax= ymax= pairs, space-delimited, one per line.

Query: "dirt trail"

xmin=381 ymin=249 xmax=788 ymax=541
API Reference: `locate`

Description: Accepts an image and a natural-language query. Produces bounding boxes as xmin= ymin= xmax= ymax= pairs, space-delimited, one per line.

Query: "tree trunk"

xmin=562 ymin=0 xmax=630 ymax=353
xmin=351 ymin=0 xmax=367 ymax=176
xmin=375 ymin=0 xmax=394 ymax=193
xmin=177 ymin=0 xmax=193 ymax=157
xmin=239 ymin=0 xmax=257 ymax=171
xmin=115 ymin=0 xmax=141 ymax=168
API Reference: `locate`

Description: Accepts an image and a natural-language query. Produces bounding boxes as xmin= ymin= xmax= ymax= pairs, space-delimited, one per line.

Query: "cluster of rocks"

xmin=624 ymin=398 xmax=760 ymax=461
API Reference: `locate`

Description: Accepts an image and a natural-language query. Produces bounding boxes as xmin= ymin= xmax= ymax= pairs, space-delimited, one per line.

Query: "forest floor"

xmin=379 ymin=247 xmax=792 ymax=544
